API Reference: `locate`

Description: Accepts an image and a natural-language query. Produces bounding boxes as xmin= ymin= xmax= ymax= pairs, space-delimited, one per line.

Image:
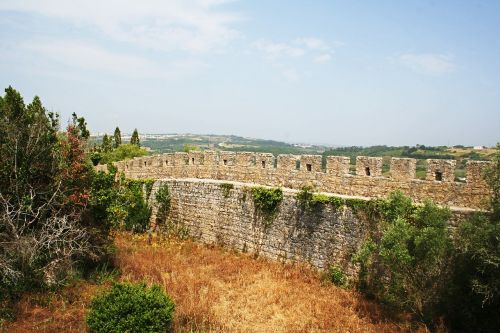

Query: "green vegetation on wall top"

xmin=251 ymin=186 xmax=283 ymax=226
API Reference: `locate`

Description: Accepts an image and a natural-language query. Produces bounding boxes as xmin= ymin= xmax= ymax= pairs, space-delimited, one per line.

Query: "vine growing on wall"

xmin=155 ymin=183 xmax=171 ymax=225
xmin=251 ymin=186 xmax=283 ymax=226
xmin=295 ymin=186 xmax=370 ymax=213
xmin=220 ymin=183 xmax=234 ymax=198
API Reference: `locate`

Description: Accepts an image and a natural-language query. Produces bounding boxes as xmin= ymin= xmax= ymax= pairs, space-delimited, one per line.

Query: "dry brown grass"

xmin=117 ymin=233 xmax=424 ymax=333
xmin=2 ymin=281 xmax=102 ymax=333
xmin=3 ymin=233 xmax=426 ymax=333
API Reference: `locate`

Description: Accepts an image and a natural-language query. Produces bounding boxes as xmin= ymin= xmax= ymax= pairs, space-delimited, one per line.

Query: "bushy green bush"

xmin=354 ymin=191 xmax=452 ymax=325
xmin=220 ymin=183 xmax=234 ymax=198
xmin=155 ymin=183 xmax=171 ymax=225
xmin=99 ymin=143 xmax=148 ymax=164
xmin=251 ymin=186 xmax=283 ymax=226
xmin=122 ymin=180 xmax=152 ymax=232
xmin=89 ymin=172 xmax=152 ymax=232
xmin=445 ymin=143 xmax=500 ymax=331
xmin=328 ymin=265 xmax=347 ymax=287
xmin=86 ymin=282 xmax=175 ymax=333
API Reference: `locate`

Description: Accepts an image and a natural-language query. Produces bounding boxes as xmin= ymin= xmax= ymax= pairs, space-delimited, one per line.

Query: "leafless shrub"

xmin=0 ymin=190 xmax=98 ymax=288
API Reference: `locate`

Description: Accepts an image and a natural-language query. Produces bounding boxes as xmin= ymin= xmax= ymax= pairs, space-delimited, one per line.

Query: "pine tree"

xmin=113 ymin=127 xmax=122 ymax=148
xmin=130 ymin=128 xmax=140 ymax=147
xmin=102 ymin=134 xmax=113 ymax=153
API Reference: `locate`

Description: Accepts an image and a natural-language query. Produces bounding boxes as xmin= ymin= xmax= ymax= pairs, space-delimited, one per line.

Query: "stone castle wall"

xmin=150 ymin=179 xmax=370 ymax=275
xmin=110 ymin=151 xmax=492 ymax=210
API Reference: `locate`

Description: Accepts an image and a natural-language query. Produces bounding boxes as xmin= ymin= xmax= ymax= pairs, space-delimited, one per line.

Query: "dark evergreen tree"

xmin=0 ymin=86 xmax=103 ymax=300
xmin=71 ymin=112 xmax=90 ymax=140
xmin=113 ymin=127 xmax=122 ymax=148
xmin=130 ymin=128 xmax=140 ymax=146
xmin=101 ymin=134 xmax=113 ymax=153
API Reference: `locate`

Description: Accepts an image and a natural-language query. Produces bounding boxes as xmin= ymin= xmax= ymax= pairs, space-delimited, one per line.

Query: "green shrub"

xmin=220 ymin=183 xmax=234 ymax=198
xmin=86 ymin=282 xmax=175 ymax=333
xmin=251 ymin=186 xmax=283 ymax=226
xmin=90 ymin=172 xmax=155 ymax=233
xmin=143 ymin=179 xmax=155 ymax=201
xmin=328 ymin=196 xmax=345 ymax=210
xmin=296 ymin=186 xmax=346 ymax=211
xmin=328 ymin=265 xmax=347 ymax=287
xmin=155 ymin=183 xmax=171 ymax=225
xmin=296 ymin=186 xmax=314 ymax=208
xmin=445 ymin=143 xmax=500 ymax=331
xmin=296 ymin=186 xmax=332 ymax=210
xmin=354 ymin=192 xmax=452 ymax=326
xmin=123 ymin=180 xmax=152 ymax=232
xmin=99 ymin=143 xmax=148 ymax=164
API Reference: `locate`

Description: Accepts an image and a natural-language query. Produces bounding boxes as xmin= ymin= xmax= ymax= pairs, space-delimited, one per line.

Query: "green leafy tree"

xmin=89 ymin=168 xmax=152 ymax=233
xmin=113 ymin=126 xmax=122 ymax=148
xmin=71 ymin=112 xmax=90 ymax=140
xmin=447 ymin=144 xmax=500 ymax=331
xmin=355 ymin=191 xmax=452 ymax=326
xmin=130 ymin=128 xmax=140 ymax=146
xmin=100 ymin=143 xmax=148 ymax=164
xmin=0 ymin=87 xmax=102 ymax=303
xmin=183 ymin=144 xmax=199 ymax=152
xmin=101 ymin=134 xmax=113 ymax=153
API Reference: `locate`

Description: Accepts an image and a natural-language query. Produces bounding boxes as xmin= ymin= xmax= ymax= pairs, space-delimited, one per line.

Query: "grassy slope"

xmin=3 ymin=233 xmax=425 ymax=333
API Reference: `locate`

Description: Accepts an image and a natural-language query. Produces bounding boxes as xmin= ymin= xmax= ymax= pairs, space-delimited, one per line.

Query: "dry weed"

xmin=3 ymin=233 xmax=426 ymax=332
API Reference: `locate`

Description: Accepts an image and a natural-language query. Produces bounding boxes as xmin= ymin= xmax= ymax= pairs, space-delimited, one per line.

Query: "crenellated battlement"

xmin=107 ymin=151 xmax=493 ymax=210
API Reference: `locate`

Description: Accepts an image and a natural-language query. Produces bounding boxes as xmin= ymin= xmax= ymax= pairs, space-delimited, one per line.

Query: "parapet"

xmin=162 ymin=154 xmax=175 ymax=166
xmin=426 ymin=159 xmax=456 ymax=182
xmin=466 ymin=160 xmax=492 ymax=185
xmin=255 ymin=153 xmax=274 ymax=169
xmin=235 ymin=152 xmax=255 ymax=166
xmin=219 ymin=151 xmax=236 ymax=166
xmin=300 ymin=155 xmax=322 ymax=172
xmin=174 ymin=152 xmax=189 ymax=166
xmin=277 ymin=154 xmax=298 ymax=171
xmin=188 ymin=151 xmax=204 ymax=165
xmin=203 ymin=151 xmax=218 ymax=166
xmin=326 ymin=156 xmax=350 ymax=176
xmin=109 ymin=150 xmax=493 ymax=209
xmin=390 ymin=158 xmax=416 ymax=180
xmin=356 ymin=156 xmax=383 ymax=177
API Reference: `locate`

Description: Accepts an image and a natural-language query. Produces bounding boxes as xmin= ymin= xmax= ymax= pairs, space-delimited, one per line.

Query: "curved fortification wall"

xmin=95 ymin=152 xmax=492 ymax=273
xmin=149 ymin=179 xmax=369 ymax=275
xmin=107 ymin=151 xmax=492 ymax=210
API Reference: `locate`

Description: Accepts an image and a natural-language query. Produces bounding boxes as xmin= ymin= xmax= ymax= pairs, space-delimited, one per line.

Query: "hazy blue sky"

xmin=0 ymin=0 xmax=499 ymax=146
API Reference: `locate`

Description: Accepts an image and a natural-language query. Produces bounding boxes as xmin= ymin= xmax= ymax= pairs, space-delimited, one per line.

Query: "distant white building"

xmin=473 ymin=146 xmax=485 ymax=150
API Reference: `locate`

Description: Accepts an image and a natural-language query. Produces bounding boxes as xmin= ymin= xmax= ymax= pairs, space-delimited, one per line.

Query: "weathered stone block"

xmin=277 ymin=154 xmax=298 ymax=170
xmin=203 ymin=151 xmax=218 ymax=166
xmin=255 ymin=153 xmax=274 ymax=169
xmin=174 ymin=152 xmax=189 ymax=166
xmin=188 ymin=151 xmax=204 ymax=165
xmin=390 ymin=158 xmax=416 ymax=180
xmin=426 ymin=159 xmax=456 ymax=182
xmin=356 ymin=156 xmax=383 ymax=177
xmin=235 ymin=152 xmax=255 ymax=166
xmin=466 ymin=160 xmax=492 ymax=185
xmin=219 ymin=151 xmax=236 ymax=166
xmin=300 ymin=155 xmax=322 ymax=172
xmin=326 ymin=156 xmax=350 ymax=176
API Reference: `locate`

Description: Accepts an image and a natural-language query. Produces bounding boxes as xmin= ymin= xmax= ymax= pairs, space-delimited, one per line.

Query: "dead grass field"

xmin=3 ymin=233 xmax=426 ymax=333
